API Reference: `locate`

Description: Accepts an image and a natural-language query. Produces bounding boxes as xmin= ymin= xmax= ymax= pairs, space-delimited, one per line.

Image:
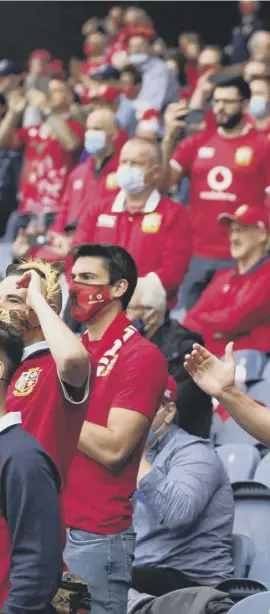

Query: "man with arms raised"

xmin=64 ymin=243 xmax=168 ymax=614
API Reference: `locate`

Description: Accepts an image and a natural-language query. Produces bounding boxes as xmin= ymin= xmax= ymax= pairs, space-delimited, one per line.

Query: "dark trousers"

xmin=132 ymin=566 xmax=201 ymax=597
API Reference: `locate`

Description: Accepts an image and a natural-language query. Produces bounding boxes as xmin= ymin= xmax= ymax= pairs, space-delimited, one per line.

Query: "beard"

xmin=0 ymin=308 xmax=30 ymax=335
xmin=217 ymin=111 xmax=243 ymax=130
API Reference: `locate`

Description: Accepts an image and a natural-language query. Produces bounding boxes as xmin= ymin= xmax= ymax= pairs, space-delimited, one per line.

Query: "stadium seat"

xmin=217 ymin=445 xmax=260 ymax=482
xmin=228 ymin=591 xmax=270 ymax=612
xmin=254 ymin=454 xmax=270 ymax=490
xmin=216 ymin=418 xmax=260 ymax=446
xmin=249 ymin=544 xmax=270 ymax=590
xmin=233 ymin=482 xmax=270 ymax=550
xmin=232 ymin=534 xmax=256 ymax=578
xmin=234 ymin=350 xmax=267 ymax=385
xmin=248 ymin=381 xmax=270 ymax=407
xmin=262 ymin=359 xmax=270 ymax=383
xmin=216 ymin=578 xmax=267 ymax=604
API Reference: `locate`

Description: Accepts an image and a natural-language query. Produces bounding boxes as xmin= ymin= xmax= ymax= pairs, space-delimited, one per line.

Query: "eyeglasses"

xmin=213 ymin=98 xmax=243 ymax=105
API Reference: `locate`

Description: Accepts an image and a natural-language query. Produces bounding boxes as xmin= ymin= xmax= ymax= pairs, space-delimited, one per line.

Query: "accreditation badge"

xmin=141 ymin=213 xmax=162 ymax=233
xmin=234 ymin=146 xmax=253 ymax=166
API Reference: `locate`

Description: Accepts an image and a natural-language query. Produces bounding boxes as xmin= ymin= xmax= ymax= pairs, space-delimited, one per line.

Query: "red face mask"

xmin=121 ymin=85 xmax=137 ymax=98
xmin=83 ymin=41 xmax=100 ymax=58
xmin=69 ymin=281 xmax=112 ymax=323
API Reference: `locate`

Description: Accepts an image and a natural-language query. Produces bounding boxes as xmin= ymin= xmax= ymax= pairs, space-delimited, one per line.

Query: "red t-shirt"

xmin=64 ymin=313 xmax=168 ymax=534
xmin=14 ymin=121 xmax=84 ymax=215
xmin=6 ymin=343 xmax=90 ymax=480
xmin=0 ymin=342 xmax=91 ymax=608
xmin=171 ymin=126 xmax=270 ymax=258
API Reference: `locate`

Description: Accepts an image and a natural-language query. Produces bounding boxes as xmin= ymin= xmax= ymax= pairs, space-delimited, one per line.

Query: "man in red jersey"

xmin=162 ymin=75 xmax=270 ymax=309
xmin=0 ymin=258 xmax=91 ymax=606
xmin=72 ymin=138 xmax=192 ymax=309
xmin=183 ymin=205 xmax=270 ymax=357
xmin=0 ymin=79 xmax=84 ymax=219
xmin=0 ymin=321 xmax=63 ymax=614
xmin=64 ymin=243 xmax=168 ymax=614
xmin=28 ymin=108 xmax=123 ymax=263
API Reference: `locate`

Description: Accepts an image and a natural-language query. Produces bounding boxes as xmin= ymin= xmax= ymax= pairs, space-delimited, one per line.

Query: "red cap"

xmin=218 ymin=205 xmax=269 ymax=230
xmin=163 ymin=375 xmax=177 ymax=403
xmin=90 ymin=85 xmax=119 ymax=102
xmin=29 ymin=49 xmax=51 ymax=63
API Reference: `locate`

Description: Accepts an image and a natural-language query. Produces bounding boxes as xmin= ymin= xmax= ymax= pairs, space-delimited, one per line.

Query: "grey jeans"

xmin=64 ymin=526 xmax=135 ymax=614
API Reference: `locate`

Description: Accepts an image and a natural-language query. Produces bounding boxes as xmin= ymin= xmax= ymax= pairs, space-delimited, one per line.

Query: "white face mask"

xmin=116 ymin=164 xmax=145 ymax=194
xmin=129 ymin=53 xmax=149 ymax=66
xmin=249 ymin=95 xmax=269 ymax=119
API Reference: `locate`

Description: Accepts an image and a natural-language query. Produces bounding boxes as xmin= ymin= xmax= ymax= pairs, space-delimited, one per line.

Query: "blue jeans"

xmin=64 ymin=526 xmax=135 ymax=614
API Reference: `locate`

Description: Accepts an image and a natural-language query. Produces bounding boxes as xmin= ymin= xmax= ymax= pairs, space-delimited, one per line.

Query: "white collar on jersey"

xmin=0 ymin=412 xmax=22 ymax=433
xmin=23 ymin=340 xmax=49 ymax=362
xmin=111 ymin=189 xmax=161 ymax=213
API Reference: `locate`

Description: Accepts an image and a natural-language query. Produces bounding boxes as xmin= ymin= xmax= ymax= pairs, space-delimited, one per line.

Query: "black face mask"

xmin=131 ymin=318 xmax=147 ymax=336
xmin=218 ymin=111 xmax=243 ymax=130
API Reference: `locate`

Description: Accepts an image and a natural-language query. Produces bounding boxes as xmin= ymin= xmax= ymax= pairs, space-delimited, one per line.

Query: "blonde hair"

xmin=6 ymin=259 xmax=63 ymax=312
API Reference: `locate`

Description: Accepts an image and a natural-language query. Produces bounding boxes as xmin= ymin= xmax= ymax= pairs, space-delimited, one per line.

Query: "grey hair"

xmin=135 ymin=276 xmax=166 ymax=313
xmin=248 ymin=28 xmax=270 ymax=54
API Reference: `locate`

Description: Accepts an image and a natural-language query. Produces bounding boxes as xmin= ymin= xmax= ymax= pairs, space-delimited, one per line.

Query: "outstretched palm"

xmin=184 ymin=342 xmax=236 ymax=398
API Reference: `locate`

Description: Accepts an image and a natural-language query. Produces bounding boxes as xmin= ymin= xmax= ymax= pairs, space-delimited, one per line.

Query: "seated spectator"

xmin=228 ymin=0 xmax=264 ymax=64
xmin=132 ymin=374 xmax=234 ymax=596
xmin=73 ymin=137 xmax=192 ymax=308
xmin=15 ymin=108 xmax=122 ymax=262
xmin=127 ymin=277 xmax=213 ymax=439
xmin=249 ymin=75 xmax=270 ymax=135
xmin=0 ymin=79 xmax=84 ymax=222
xmin=126 ymin=26 xmax=179 ymax=110
xmin=183 ymin=205 xmax=270 ymax=357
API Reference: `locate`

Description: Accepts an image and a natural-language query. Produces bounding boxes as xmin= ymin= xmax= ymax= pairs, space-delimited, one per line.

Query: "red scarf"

xmin=83 ymin=312 xmax=138 ymax=376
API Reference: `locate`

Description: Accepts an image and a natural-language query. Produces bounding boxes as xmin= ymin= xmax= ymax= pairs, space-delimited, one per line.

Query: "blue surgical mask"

xmin=249 ymin=96 xmax=269 ymax=119
xmin=129 ymin=53 xmax=148 ymax=66
xmin=131 ymin=318 xmax=147 ymax=335
xmin=116 ymin=164 xmax=145 ymax=194
xmin=84 ymin=129 xmax=106 ymax=155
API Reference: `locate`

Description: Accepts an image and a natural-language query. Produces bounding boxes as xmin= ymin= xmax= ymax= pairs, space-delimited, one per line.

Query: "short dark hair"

xmin=214 ymin=75 xmax=251 ymax=100
xmin=121 ymin=65 xmax=142 ymax=86
xmin=0 ymin=321 xmax=23 ymax=382
xmin=73 ymin=244 xmax=138 ymax=309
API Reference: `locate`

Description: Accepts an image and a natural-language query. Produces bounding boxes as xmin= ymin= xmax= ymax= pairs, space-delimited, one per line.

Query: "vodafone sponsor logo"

xmin=200 ymin=166 xmax=236 ymax=202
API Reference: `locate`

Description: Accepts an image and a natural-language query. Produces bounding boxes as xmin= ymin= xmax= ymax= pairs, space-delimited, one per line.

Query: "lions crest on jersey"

xmin=13 ymin=367 xmax=42 ymax=397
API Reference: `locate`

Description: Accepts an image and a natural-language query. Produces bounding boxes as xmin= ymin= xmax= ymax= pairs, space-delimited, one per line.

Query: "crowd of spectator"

xmin=1 ymin=1 xmax=270 ymax=613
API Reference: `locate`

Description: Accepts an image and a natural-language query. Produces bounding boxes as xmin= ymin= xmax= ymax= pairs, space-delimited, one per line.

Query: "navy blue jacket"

xmin=0 ymin=421 xmax=63 ymax=614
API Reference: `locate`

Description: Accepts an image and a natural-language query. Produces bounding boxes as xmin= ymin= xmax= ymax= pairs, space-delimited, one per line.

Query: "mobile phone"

xmin=27 ymin=233 xmax=51 ymax=248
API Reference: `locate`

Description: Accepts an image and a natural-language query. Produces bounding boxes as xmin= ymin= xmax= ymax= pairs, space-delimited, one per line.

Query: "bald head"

xmin=86 ymin=108 xmax=118 ymax=133
xmin=249 ymin=30 xmax=270 ymax=62
xmin=120 ymin=137 xmax=161 ymax=165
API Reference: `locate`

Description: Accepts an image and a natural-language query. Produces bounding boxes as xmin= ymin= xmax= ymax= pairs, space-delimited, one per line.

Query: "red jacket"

xmin=36 ymin=152 xmax=121 ymax=260
xmin=73 ymin=190 xmax=192 ymax=306
xmin=183 ymin=256 xmax=270 ymax=356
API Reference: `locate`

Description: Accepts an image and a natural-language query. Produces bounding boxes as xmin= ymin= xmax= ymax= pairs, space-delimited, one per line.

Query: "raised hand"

xmin=184 ymin=342 xmax=236 ymax=398
xmin=16 ymin=270 xmax=46 ymax=308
